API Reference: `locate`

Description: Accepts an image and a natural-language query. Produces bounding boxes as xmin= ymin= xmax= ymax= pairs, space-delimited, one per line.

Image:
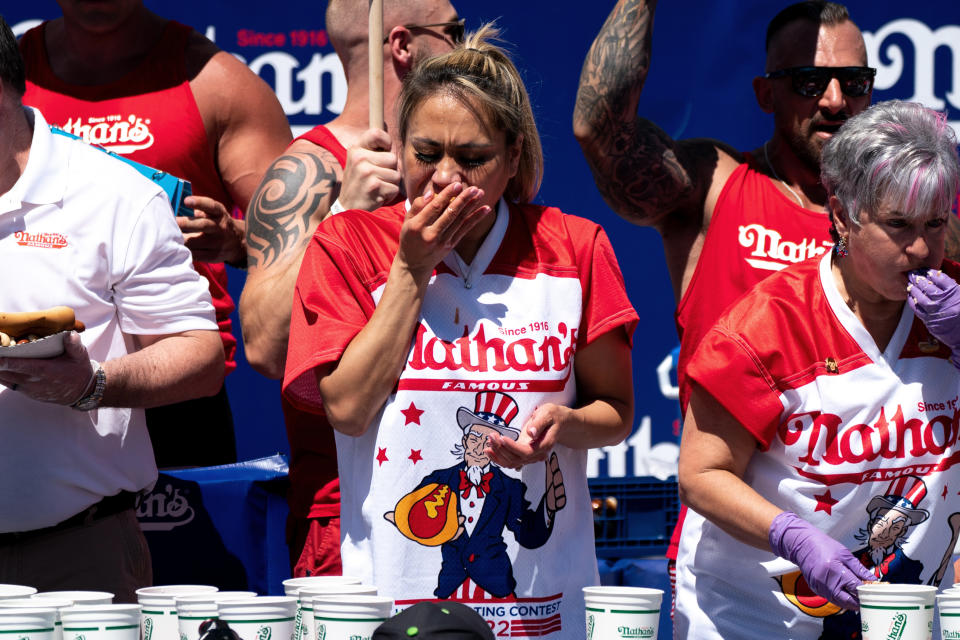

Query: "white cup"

xmin=217 ymin=596 xmax=297 ymax=640
xmin=296 ymin=586 xmax=377 ymax=640
xmin=937 ymin=594 xmax=960 ymax=639
xmin=311 ymin=595 xmax=393 ymax=640
xmin=34 ymin=592 xmax=114 ymax=605
xmin=583 ymin=586 xmax=662 ymax=640
xmin=0 ymin=607 xmax=58 ymax=640
xmin=858 ymin=583 xmax=936 ymax=640
xmin=137 ymin=586 xmax=218 ymax=640
xmin=0 ymin=598 xmax=73 ymax=640
xmin=60 ymin=604 xmax=141 ymax=640
xmin=0 ymin=585 xmax=38 ymax=600
xmin=175 ymin=592 xmax=258 ymax=640
xmin=281 ymin=577 xmax=361 ymax=640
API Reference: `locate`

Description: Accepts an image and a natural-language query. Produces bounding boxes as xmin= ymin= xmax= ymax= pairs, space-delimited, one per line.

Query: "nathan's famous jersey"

xmin=284 ymin=200 xmax=638 ymax=640
xmin=675 ymin=254 xmax=960 ymax=640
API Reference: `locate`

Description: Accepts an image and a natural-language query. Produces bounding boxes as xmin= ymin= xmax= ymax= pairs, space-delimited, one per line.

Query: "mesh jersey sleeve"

xmin=685 ymin=323 xmax=785 ymax=449
xmin=569 ymin=217 xmax=638 ymax=347
xmin=282 ymin=232 xmax=378 ymax=414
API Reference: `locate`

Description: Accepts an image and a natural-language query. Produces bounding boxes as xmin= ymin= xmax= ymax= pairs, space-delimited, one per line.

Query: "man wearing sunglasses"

xmin=240 ymin=0 xmax=461 ymax=579
xmin=574 ymin=0 xmax=960 ymax=630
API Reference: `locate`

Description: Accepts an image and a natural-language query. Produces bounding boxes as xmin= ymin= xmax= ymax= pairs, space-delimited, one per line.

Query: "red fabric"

xmin=282 ymin=201 xmax=638 ymax=415
xmin=281 ymin=128 xmax=348 ymax=522
xmin=459 ymin=470 xmax=493 ymax=499
xmin=674 ymin=154 xmax=834 ymax=413
xmin=292 ymin=125 xmax=347 ymax=167
xmin=687 ymin=258 xmax=960 ymax=445
xmin=20 ymin=21 xmax=238 ymax=372
xmin=289 ymin=515 xmax=343 ymax=577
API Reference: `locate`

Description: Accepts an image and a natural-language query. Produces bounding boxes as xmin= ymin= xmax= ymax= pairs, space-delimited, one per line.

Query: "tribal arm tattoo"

xmin=246 ymin=151 xmax=340 ymax=270
xmin=573 ymin=0 xmax=708 ymax=225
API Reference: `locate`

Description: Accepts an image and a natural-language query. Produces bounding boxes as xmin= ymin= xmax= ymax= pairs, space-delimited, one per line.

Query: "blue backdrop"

xmin=6 ymin=1 xmax=959 ymax=478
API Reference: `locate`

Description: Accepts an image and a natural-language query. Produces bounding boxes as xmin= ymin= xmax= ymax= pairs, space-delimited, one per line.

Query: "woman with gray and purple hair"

xmin=673 ymin=100 xmax=960 ymax=639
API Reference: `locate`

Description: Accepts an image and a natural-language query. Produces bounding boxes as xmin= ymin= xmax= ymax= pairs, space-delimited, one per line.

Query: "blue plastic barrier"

xmin=137 ymin=455 xmax=291 ymax=595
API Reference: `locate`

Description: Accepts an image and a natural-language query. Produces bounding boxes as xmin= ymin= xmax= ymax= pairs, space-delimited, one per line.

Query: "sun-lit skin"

xmin=764 ymin=20 xmax=871 ymax=174
xmin=401 ymin=92 xmax=521 ymax=262
xmin=835 ymin=200 xmax=948 ymax=306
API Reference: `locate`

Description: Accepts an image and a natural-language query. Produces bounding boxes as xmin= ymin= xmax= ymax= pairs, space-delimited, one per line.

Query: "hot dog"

xmin=0 ymin=306 xmax=84 ymax=347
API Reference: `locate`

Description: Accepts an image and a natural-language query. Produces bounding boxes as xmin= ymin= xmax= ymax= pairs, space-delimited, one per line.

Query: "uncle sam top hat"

xmin=456 ymin=391 xmax=521 ymax=441
xmin=866 ymin=475 xmax=930 ymax=526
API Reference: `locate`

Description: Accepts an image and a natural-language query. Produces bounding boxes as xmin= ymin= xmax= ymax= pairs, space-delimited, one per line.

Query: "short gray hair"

xmin=821 ymin=100 xmax=960 ymax=225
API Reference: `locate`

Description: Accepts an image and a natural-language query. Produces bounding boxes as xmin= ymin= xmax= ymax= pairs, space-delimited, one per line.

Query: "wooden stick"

xmin=368 ymin=0 xmax=384 ymax=130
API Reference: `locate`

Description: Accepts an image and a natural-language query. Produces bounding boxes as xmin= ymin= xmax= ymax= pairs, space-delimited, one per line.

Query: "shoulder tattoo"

xmin=246 ymin=152 xmax=340 ymax=268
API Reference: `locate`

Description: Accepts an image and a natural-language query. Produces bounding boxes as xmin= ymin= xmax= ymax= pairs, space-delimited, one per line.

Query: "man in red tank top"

xmin=239 ymin=0 xmax=462 ymax=577
xmin=19 ymin=0 xmax=292 ymax=467
xmin=574 ymin=0 xmax=884 ymax=615
xmin=575 ymin=0 xmax=960 ymax=615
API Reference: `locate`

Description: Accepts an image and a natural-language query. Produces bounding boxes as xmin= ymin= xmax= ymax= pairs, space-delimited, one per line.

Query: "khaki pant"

xmin=0 ymin=509 xmax=152 ymax=603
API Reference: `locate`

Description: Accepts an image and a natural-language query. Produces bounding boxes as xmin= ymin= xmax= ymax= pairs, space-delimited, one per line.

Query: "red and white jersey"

xmin=284 ymin=200 xmax=637 ymax=640
xmin=675 ymin=253 xmax=960 ymax=640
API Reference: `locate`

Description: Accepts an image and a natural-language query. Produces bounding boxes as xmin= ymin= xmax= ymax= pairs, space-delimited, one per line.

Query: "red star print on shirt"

xmin=814 ymin=489 xmax=838 ymax=515
xmin=409 ymin=449 xmax=423 ymax=464
xmin=376 ymin=447 xmax=389 ymax=466
xmin=401 ymin=402 xmax=424 ymax=425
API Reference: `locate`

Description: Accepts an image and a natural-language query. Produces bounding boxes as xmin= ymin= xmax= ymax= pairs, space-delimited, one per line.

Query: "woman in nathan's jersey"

xmin=282 ymin=24 xmax=637 ymax=640
xmin=675 ymin=99 xmax=960 ymax=640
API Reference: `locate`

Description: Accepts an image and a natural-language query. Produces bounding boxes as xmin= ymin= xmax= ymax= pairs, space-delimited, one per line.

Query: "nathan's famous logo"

xmin=886 ymin=612 xmax=908 ymax=640
xmin=14 ymin=230 xmax=68 ymax=249
xmin=864 ymin=20 xmax=960 ymax=136
xmin=617 ymin=626 xmax=655 ymax=639
xmin=136 ymin=483 xmax=195 ymax=531
xmin=738 ymin=224 xmax=831 ymax=271
xmin=60 ymin=115 xmax=154 ymax=153
xmin=778 ymin=406 xmax=960 ymax=481
xmin=586 ymin=614 xmax=595 ymax=640
xmin=406 ymin=323 xmax=576 ymax=375
xmin=143 ymin=617 xmax=153 ymax=640
xmin=256 ymin=626 xmax=271 ymax=640
xmin=943 ymin=631 xmax=960 ymax=639
xmin=315 ymin=624 xmax=325 ymax=640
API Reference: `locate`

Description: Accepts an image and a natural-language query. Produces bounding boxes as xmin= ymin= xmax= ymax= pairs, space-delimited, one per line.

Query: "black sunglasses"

xmin=384 ymin=20 xmax=465 ymax=45
xmin=764 ymin=66 xmax=876 ymax=98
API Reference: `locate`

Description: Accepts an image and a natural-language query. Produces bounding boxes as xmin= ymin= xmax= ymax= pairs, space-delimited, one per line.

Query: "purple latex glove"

xmin=908 ymin=269 xmax=960 ymax=368
xmin=769 ymin=511 xmax=875 ymax=610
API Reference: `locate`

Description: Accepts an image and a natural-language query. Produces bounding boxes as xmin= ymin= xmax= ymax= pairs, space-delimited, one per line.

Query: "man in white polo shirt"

xmin=0 ymin=15 xmax=222 ymax=602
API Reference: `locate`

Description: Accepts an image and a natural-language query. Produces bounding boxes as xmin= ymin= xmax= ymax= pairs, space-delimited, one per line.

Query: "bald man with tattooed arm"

xmin=238 ymin=0 xmax=462 ymax=578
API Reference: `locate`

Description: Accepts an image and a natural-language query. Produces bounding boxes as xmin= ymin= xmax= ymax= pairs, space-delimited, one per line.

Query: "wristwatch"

xmin=71 ymin=360 xmax=106 ymax=411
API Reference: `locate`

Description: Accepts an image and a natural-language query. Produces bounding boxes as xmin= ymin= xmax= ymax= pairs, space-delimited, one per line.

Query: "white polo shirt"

xmin=0 ymin=108 xmax=217 ymax=532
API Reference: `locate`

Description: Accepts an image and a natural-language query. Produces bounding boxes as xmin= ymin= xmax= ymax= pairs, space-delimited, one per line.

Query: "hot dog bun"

xmin=0 ymin=306 xmax=82 ymax=340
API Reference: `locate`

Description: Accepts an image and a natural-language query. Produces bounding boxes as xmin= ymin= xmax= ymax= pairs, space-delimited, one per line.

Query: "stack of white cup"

xmin=60 ymin=605 xmax=142 ymax=640
xmin=583 ymin=586 xmax=663 ymax=640
xmin=137 ymin=585 xmax=218 ymax=640
xmin=175 ymin=592 xmax=258 ymax=640
xmin=281 ymin=576 xmax=362 ymax=640
xmin=857 ymin=583 xmax=936 ymax=640
xmin=310 ymin=595 xmax=393 ymax=640
xmin=0 ymin=598 xmax=73 ymax=640
xmin=0 ymin=606 xmax=57 ymax=640
xmin=216 ymin=596 xmax=298 ymax=640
